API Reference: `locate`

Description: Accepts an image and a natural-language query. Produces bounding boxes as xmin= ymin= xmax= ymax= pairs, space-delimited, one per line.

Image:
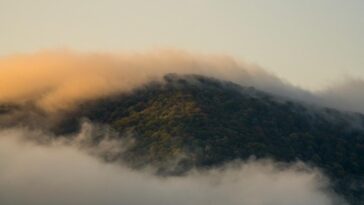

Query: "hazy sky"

xmin=1 ymin=0 xmax=363 ymax=90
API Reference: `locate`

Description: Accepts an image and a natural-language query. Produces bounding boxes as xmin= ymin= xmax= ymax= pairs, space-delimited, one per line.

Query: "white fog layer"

xmin=0 ymin=50 xmax=363 ymax=114
xmin=0 ymin=128 xmax=347 ymax=205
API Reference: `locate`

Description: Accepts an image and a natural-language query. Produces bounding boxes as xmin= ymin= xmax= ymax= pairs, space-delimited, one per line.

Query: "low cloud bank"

xmin=0 ymin=50 xmax=358 ymax=205
xmin=0 ymin=127 xmax=347 ymax=205
xmin=317 ymin=78 xmax=364 ymax=114
xmin=0 ymin=49 xmax=363 ymax=113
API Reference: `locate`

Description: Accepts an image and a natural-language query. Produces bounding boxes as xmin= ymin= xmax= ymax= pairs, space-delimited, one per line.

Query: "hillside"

xmin=60 ymin=74 xmax=361 ymax=204
xmin=1 ymin=74 xmax=363 ymax=204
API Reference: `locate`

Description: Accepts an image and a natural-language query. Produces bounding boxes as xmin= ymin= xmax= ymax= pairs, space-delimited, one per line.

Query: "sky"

xmin=0 ymin=0 xmax=363 ymax=90
xmin=0 ymin=2 xmax=361 ymax=204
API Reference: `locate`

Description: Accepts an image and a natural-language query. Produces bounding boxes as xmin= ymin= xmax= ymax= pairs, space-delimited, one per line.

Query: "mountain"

xmin=1 ymin=74 xmax=363 ymax=204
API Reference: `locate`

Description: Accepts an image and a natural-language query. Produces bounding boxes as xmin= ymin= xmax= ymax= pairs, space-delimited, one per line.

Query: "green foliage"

xmin=78 ymin=74 xmax=364 ymax=204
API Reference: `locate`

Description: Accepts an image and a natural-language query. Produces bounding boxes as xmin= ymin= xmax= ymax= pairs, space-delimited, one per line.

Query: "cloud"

xmin=0 ymin=127 xmax=347 ymax=205
xmin=0 ymin=49 xmax=306 ymax=112
xmin=316 ymin=78 xmax=364 ymax=113
xmin=0 ymin=50 xmax=358 ymax=205
xmin=1 ymin=49 xmax=363 ymax=114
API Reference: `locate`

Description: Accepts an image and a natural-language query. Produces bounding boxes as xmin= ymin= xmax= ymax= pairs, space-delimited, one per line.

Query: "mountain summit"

xmin=1 ymin=74 xmax=363 ymax=204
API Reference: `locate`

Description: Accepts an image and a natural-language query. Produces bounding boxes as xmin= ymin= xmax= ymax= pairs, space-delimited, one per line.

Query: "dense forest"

xmin=1 ymin=74 xmax=363 ymax=204
xmin=62 ymin=74 xmax=363 ymax=204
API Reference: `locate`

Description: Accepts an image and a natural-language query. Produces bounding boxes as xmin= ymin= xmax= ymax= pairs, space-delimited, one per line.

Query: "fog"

xmin=317 ymin=78 xmax=364 ymax=114
xmin=0 ymin=50 xmax=363 ymax=113
xmin=0 ymin=127 xmax=347 ymax=205
xmin=0 ymin=49 xmax=358 ymax=205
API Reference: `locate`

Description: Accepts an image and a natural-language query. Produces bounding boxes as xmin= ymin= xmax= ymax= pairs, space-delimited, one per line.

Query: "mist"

xmin=0 ymin=127 xmax=347 ymax=205
xmin=0 ymin=49 xmax=359 ymax=205
xmin=0 ymin=49 xmax=363 ymax=113
xmin=317 ymin=78 xmax=364 ymax=114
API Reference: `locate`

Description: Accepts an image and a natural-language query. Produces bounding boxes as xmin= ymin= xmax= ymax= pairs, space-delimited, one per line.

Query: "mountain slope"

xmin=71 ymin=74 xmax=363 ymax=204
xmin=1 ymin=74 xmax=363 ymax=204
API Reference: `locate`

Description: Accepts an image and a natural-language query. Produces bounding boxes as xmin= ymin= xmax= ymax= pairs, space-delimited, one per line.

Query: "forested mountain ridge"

xmin=1 ymin=74 xmax=363 ymax=204
xmin=70 ymin=74 xmax=363 ymax=204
